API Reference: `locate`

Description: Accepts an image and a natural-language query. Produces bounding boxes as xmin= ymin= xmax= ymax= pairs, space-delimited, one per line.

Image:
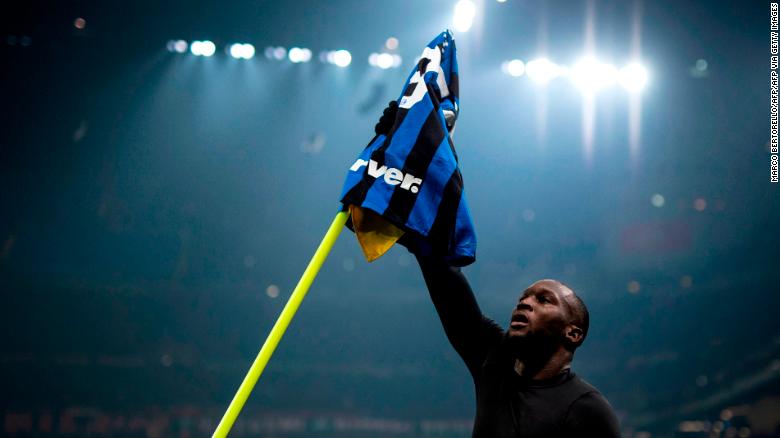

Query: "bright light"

xmin=385 ymin=37 xmax=399 ymax=50
xmin=288 ymin=47 xmax=312 ymax=63
xmin=651 ymin=194 xmax=665 ymax=207
xmin=332 ymin=49 xmax=352 ymax=67
xmin=369 ymin=53 xmax=401 ymax=69
xmin=503 ymin=59 xmax=525 ymax=77
xmin=376 ymin=52 xmax=394 ymax=69
xmin=173 ymin=40 xmax=187 ymax=53
xmin=273 ymin=47 xmax=286 ymax=60
xmin=618 ymin=62 xmax=648 ymax=92
xmin=453 ymin=0 xmax=476 ymax=32
xmin=190 ymin=41 xmax=202 ymax=56
xmin=201 ymin=41 xmax=216 ymax=57
xmin=191 ymin=40 xmax=215 ymax=57
xmin=265 ymin=46 xmax=286 ymax=60
xmin=289 ymin=47 xmax=303 ymax=62
xmin=525 ymin=58 xmax=561 ymax=84
xmin=243 ymin=44 xmax=255 ymax=59
xmin=230 ymin=44 xmax=243 ymax=59
xmin=266 ymin=284 xmax=280 ymax=298
xmin=229 ymin=43 xmax=255 ymax=59
xmin=570 ymin=57 xmax=617 ymax=93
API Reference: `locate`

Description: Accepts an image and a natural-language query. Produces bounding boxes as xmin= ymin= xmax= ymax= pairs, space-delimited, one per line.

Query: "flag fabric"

xmin=340 ymin=30 xmax=476 ymax=267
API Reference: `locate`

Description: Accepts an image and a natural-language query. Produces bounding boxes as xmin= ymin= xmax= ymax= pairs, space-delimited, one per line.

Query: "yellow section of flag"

xmin=349 ymin=204 xmax=405 ymax=262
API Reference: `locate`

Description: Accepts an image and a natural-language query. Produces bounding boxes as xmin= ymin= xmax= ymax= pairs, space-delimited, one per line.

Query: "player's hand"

xmin=374 ymin=100 xmax=399 ymax=136
xmin=443 ymin=108 xmax=457 ymax=132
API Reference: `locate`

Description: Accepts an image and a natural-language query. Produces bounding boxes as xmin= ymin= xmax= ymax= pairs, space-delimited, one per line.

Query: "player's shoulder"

xmin=480 ymin=315 xmax=506 ymax=339
xmin=569 ymin=388 xmax=615 ymax=414
xmin=564 ymin=376 xmax=620 ymax=435
xmin=566 ymin=375 xmax=618 ymax=417
xmin=568 ymin=373 xmax=600 ymax=394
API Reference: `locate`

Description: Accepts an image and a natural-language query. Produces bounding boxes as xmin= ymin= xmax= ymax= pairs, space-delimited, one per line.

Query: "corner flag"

xmin=340 ymin=30 xmax=477 ymax=266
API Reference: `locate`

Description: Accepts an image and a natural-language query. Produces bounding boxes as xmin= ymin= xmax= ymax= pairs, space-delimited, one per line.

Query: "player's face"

xmin=508 ymin=280 xmax=572 ymax=340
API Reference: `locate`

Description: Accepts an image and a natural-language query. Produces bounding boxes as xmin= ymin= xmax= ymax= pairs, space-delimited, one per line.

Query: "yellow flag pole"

xmin=212 ymin=210 xmax=350 ymax=438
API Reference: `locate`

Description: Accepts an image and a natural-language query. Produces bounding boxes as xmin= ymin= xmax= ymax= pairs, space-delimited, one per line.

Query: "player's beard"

xmin=503 ymin=326 xmax=560 ymax=364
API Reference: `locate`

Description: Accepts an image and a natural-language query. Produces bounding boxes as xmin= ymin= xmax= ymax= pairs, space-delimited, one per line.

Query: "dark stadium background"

xmin=1 ymin=0 xmax=777 ymax=436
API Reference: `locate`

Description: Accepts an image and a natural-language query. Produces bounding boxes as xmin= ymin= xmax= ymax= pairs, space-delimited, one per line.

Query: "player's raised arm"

xmin=415 ymin=254 xmax=504 ymax=377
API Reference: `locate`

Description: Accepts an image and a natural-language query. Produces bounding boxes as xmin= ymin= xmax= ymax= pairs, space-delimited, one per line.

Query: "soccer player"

xmin=375 ymin=102 xmax=621 ymax=437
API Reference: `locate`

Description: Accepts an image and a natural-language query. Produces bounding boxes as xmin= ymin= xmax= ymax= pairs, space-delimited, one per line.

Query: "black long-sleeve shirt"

xmin=417 ymin=255 xmax=621 ymax=438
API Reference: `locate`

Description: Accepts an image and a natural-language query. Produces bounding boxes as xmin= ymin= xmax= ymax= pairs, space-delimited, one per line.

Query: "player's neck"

xmin=514 ymin=348 xmax=572 ymax=381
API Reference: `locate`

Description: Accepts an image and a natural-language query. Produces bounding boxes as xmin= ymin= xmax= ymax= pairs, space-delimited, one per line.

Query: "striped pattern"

xmin=340 ymin=30 xmax=476 ymax=266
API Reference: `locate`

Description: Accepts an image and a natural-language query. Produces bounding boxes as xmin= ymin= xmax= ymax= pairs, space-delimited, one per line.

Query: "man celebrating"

xmin=375 ymin=103 xmax=621 ymax=437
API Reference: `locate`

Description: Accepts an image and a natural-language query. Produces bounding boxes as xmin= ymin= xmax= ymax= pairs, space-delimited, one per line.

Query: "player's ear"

xmin=565 ymin=325 xmax=584 ymax=346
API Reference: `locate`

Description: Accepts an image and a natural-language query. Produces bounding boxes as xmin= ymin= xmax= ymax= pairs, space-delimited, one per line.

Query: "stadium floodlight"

xmin=265 ymin=46 xmax=285 ymax=60
xmin=503 ymin=59 xmax=525 ymax=77
xmin=453 ymin=0 xmax=476 ymax=32
xmin=229 ymin=43 xmax=244 ymax=59
xmin=570 ymin=57 xmax=617 ymax=93
xmin=173 ymin=40 xmax=188 ymax=53
xmin=369 ymin=52 xmax=401 ymax=68
xmin=289 ymin=47 xmax=312 ymax=63
xmin=332 ymin=49 xmax=352 ymax=67
xmin=191 ymin=40 xmax=216 ymax=57
xmin=241 ymin=44 xmax=255 ymax=59
xmin=201 ymin=41 xmax=216 ymax=57
xmin=228 ymin=43 xmax=255 ymax=60
xmin=618 ymin=62 xmax=648 ymax=92
xmin=376 ymin=52 xmax=394 ymax=69
xmin=525 ymin=58 xmax=561 ymax=84
xmin=289 ymin=47 xmax=304 ymax=62
xmin=385 ymin=37 xmax=399 ymax=50
xmin=190 ymin=41 xmax=203 ymax=56
xmin=194 ymin=40 xmax=215 ymax=57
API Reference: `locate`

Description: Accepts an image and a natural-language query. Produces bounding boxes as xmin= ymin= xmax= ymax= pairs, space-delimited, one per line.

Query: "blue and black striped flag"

xmin=340 ymin=30 xmax=476 ymax=267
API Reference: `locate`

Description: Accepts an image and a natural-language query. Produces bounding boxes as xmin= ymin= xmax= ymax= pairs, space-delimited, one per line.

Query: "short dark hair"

xmin=559 ymin=281 xmax=590 ymax=348
xmin=568 ymin=293 xmax=589 ymax=346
